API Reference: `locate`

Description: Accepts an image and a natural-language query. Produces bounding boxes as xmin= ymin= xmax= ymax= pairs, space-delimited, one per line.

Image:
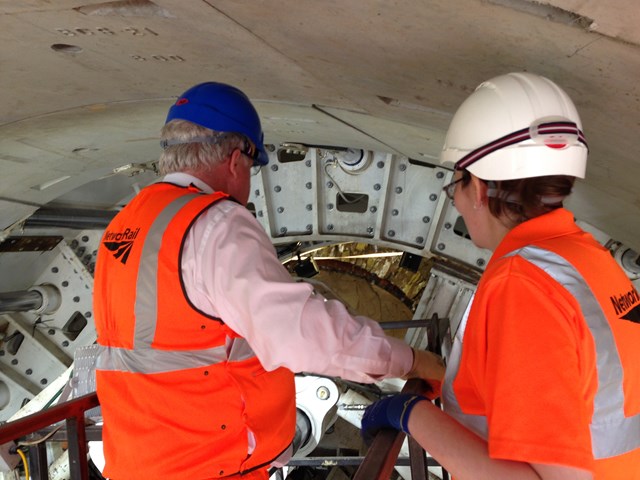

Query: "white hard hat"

xmin=440 ymin=72 xmax=588 ymax=181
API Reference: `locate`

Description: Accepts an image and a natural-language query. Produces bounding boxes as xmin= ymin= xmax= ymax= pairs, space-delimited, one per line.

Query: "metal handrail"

xmin=0 ymin=392 xmax=99 ymax=480
xmin=353 ymin=378 xmax=432 ymax=480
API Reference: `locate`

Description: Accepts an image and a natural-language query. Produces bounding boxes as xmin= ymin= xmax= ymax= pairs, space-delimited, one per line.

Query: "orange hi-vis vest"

xmin=93 ymin=182 xmax=296 ymax=480
xmin=442 ymin=209 xmax=640 ymax=478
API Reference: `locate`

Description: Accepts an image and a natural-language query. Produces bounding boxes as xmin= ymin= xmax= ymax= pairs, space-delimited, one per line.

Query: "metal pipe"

xmin=0 ymin=290 xmax=43 ymax=314
xmin=24 ymin=207 xmax=116 ymax=230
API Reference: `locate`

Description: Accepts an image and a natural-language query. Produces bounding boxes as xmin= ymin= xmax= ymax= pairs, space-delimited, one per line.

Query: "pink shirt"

xmin=167 ymin=173 xmax=413 ymax=382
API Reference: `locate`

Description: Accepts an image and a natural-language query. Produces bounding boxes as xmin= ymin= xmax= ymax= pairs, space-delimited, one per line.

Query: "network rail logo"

xmin=102 ymin=227 xmax=141 ymax=265
xmin=610 ymin=287 xmax=640 ymax=324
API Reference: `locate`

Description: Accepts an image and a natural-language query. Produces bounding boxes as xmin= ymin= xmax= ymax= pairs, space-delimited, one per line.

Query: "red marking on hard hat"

xmin=546 ymin=143 xmax=567 ymax=149
xmin=176 ymin=98 xmax=189 ymax=106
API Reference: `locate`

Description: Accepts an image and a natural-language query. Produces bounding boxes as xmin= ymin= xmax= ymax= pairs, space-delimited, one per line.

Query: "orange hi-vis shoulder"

xmin=93 ymin=182 xmax=296 ymax=480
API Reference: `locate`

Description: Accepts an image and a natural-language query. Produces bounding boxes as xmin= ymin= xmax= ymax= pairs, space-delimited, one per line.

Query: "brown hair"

xmin=486 ymin=175 xmax=575 ymax=224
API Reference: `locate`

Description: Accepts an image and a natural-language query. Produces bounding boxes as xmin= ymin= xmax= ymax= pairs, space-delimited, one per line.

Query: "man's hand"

xmin=360 ymin=394 xmax=428 ymax=444
xmin=403 ymin=348 xmax=445 ymax=391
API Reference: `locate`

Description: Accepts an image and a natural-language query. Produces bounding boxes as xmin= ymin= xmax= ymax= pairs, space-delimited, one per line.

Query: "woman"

xmin=361 ymin=72 xmax=640 ymax=480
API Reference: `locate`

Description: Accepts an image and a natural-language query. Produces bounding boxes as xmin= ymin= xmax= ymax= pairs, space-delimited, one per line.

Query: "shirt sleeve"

xmin=180 ymin=200 xmax=413 ymax=383
xmin=456 ymin=256 xmax=595 ymax=470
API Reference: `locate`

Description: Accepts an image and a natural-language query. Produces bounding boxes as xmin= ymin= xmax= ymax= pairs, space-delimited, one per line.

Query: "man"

xmin=93 ymin=81 xmax=444 ymax=480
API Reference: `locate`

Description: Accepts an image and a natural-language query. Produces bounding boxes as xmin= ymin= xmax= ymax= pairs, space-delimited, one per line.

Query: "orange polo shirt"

xmin=453 ymin=208 xmax=640 ymax=478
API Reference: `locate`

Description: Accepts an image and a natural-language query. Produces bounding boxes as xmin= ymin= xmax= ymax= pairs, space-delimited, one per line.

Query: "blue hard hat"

xmin=165 ymin=82 xmax=269 ymax=166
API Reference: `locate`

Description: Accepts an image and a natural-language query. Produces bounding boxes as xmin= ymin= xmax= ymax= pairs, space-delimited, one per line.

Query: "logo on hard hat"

xmin=175 ymin=98 xmax=189 ymax=106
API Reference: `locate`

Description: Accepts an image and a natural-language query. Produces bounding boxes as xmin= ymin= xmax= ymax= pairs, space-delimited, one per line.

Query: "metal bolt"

xmin=306 ymin=204 xmax=312 ymax=211
xmin=317 ymin=386 xmax=330 ymax=400
xmin=85 ymin=312 xmax=92 ymax=318
xmin=254 ymin=189 xmax=260 ymax=196
xmin=477 ymin=258 xmax=486 ymax=267
xmin=367 ymin=227 xmax=374 ymax=234
xmin=327 ymin=181 xmax=334 ymax=188
xmin=370 ymin=206 xmax=377 ymax=213
xmin=62 ymin=281 xmax=69 ymax=287
xmin=395 ymin=187 xmax=403 ymax=194
xmin=305 ymin=182 xmax=312 ymax=189
xmin=377 ymin=161 xmax=385 ymax=168
xmin=82 ymin=235 xmax=89 ymax=242
xmin=51 ymin=267 xmax=59 ymax=273
xmin=436 ymin=171 xmax=444 ymax=179
xmin=429 ymin=194 xmax=437 ymax=201
xmin=306 ymin=224 xmax=313 ymax=232
xmin=271 ymin=164 xmax=278 ymax=171
xmin=327 ymin=203 xmax=334 ymax=210
xmin=48 ymin=329 xmax=55 ymax=335
xmin=62 ymin=341 xmax=69 ymax=347
xmin=258 ymin=211 xmax=263 ymax=217
xmin=73 ymin=296 xmax=80 ymax=303
xmin=40 ymin=379 xmax=48 ymax=385
xmin=444 ymin=222 xmax=452 ymax=230
xmin=274 ymin=186 xmax=281 ymax=193
xmin=388 ymin=230 xmax=396 ymax=237
xmin=11 ymin=359 xmax=18 ymax=365
xmin=399 ymin=164 xmax=407 ymax=171
xmin=416 ymin=236 xmax=424 ymax=244
xmin=437 ymin=243 xmax=446 ymax=251
xmin=392 ymin=209 xmax=399 ymax=216
xmin=327 ymin=224 xmax=334 ymax=231
xmin=305 ymin=160 xmax=311 ymax=167
xmin=277 ymin=207 xmax=284 ymax=213
xmin=373 ymin=184 xmax=381 ymax=191
xmin=423 ymin=216 xmax=431 ymax=223
xmin=70 ymin=240 xmax=78 ymax=249
xmin=280 ymin=227 xmax=287 ymax=234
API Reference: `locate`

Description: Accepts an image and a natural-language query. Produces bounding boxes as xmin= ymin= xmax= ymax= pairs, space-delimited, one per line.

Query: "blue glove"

xmin=360 ymin=394 xmax=428 ymax=444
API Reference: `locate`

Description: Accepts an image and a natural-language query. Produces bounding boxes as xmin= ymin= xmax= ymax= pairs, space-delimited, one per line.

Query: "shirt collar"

xmin=163 ymin=172 xmax=214 ymax=194
xmin=492 ymin=208 xmax=582 ymax=261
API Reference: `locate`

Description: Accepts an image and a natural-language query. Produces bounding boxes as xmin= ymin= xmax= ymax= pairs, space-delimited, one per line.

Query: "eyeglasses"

xmin=442 ymin=170 xmax=470 ymax=200
xmin=442 ymin=177 xmax=464 ymax=200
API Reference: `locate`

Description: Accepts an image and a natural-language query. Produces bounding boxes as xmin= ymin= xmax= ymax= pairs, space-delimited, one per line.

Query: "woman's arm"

xmin=407 ymin=401 xmax=593 ymax=480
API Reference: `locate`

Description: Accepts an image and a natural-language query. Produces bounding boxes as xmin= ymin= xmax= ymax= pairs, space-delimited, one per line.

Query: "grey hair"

xmin=159 ymin=119 xmax=246 ymax=175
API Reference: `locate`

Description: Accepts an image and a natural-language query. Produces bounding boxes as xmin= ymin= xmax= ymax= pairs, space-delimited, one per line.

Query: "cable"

xmin=17 ymin=448 xmax=29 ymax=480
xmin=323 ymin=161 xmax=367 ymax=204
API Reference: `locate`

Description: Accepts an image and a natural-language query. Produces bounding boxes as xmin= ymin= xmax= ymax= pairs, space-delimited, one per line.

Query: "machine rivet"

xmin=388 ymin=230 xmax=396 ymax=237
xmin=370 ymin=206 xmax=377 ymax=213
xmin=62 ymin=341 xmax=69 ymax=347
xmin=25 ymin=369 xmax=32 ymax=375
xmin=327 ymin=181 xmax=334 ymax=188
xmin=437 ymin=243 xmax=445 ymax=251
xmin=423 ymin=216 xmax=431 ymax=223
xmin=436 ymin=171 xmax=444 ymax=179
xmin=274 ymin=186 xmax=281 ymax=193
xmin=477 ymin=258 xmax=486 ymax=267
xmin=277 ymin=207 xmax=284 ymax=213
xmin=271 ymin=165 xmax=278 ymax=171
xmin=377 ymin=161 xmax=385 ymax=168
xmin=392 ymin=209 xmax=399 ymax=216
xmin=444 ymin=222 xmax=452 ymax=229
xmin=306 ymin=182 xmax=312 ymax=189
xmin=62 ymin=281 xmax=69 ymax=287
xmin=416 ymin=236 xmax=424 ymax=244
xmin=316 ymin=386 xmax=330 ymax=400
xmin=257 ymin=211 xmax=263 ymax=217
xmin=395 ymin=187 xmax=403 ymax=194
xmin=73 ymin=296 xmax=80 ymax=303
xmin=254 ymin=189 xmax=260 ymax=196
xmin=51 ymin=267 xmax=59 ymax=273
xmin=306 ymin=204 xmax=312 ymax=211
xmin=306 ymin=224 xmax=313 ymax=232
xmin=40 ymin=379 xmax=48 ymax=385
xmin=327 ymin=203 xmax=334 ymax=211
xmin=366 ymin=227 xmax=374 ymax=234
xmin=305 ymin=160 xmax=311 ymax=167
xmin=280 ymin=227 xmax=288 ymax=234
xmin=327 ymin=224 xmax=334 ymax=231
xmin=429 ymin=194 xmax=437 ymax=201
xmin=373 ymin=184 xmax=381 ymax=191
xmin=399 ymin=164 xmax=406 ymax=171
xmin=48 ymin=329 xmax=55 ymax=335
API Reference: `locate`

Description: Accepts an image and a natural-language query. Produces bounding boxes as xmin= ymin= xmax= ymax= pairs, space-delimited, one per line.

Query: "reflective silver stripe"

xmin=512 ymin=246 xmax=640 ymax=458
xmin=134 ymin=194 xmax=197 ymax=346
xmin=97 ymin=192 xmax=258 ymax=374
xmin=96 ymin=337 xmax=257 ymax=374
xmin=442 ymin=294 xmax=489 ymax=439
